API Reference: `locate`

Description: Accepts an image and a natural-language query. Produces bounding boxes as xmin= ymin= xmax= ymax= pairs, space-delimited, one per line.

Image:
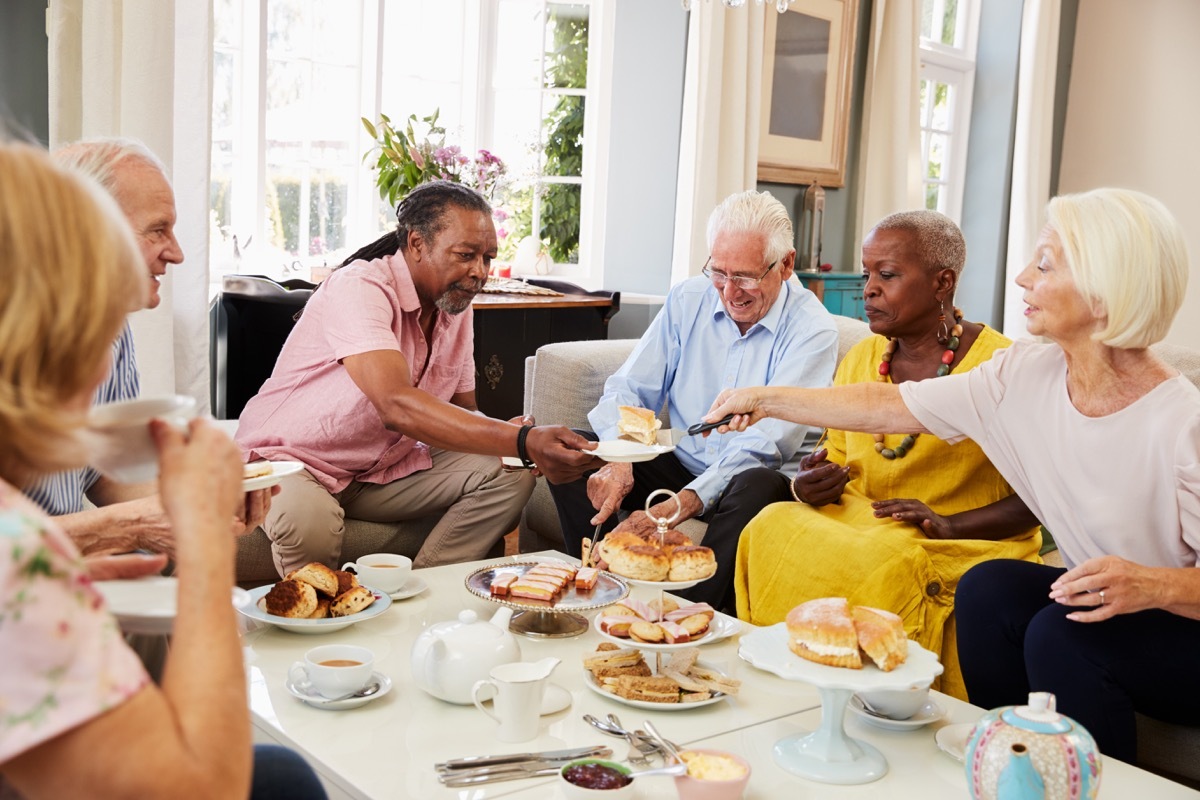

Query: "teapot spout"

xmin=489 ymin=606 xmax=514 ymax=631
xmin=997 ymin=744 xmax=1045 ymax=800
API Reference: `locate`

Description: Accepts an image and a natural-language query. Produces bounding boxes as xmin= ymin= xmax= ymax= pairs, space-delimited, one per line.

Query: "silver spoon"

xmin=582 ymin=714 xmax=653 ymax=765
xmin=628 ymin=763 xmax=688 ymax=779
xmin=317 ymin=680 xmax=381 ymax=704
xmin=854 ymin=694 xmax=892 ymax=719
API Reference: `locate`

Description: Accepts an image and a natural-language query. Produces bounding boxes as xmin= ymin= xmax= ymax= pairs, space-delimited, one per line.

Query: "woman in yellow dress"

xmin=734 ymin=210 xmax=1042 ymax=698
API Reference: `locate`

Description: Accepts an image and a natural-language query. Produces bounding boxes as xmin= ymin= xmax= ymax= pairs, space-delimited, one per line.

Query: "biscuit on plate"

xmin=287 ymin=562 xmax=340 ymax=597
xmin=263 ymin=579 xmax=317 ymax=618
xmin=331 ymin=585 xmax=375 ymax=617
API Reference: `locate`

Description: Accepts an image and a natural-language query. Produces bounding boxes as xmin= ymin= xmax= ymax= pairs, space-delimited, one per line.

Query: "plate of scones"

xmin=582 ymin=644 xmax=740 ymax=710
xmin=239 ymin=561 xmax=392 ymax=633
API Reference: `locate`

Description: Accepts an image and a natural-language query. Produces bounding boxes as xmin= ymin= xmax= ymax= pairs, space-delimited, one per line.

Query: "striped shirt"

xmin=23 ymin=324 xmax=141 ymax=515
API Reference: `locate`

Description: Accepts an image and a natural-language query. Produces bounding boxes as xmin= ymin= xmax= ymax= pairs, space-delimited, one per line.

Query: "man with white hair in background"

xmin=547 ymin=189 xmax=839 ymax=612
xmin=24 ymin=138 xmax=270 ymax=573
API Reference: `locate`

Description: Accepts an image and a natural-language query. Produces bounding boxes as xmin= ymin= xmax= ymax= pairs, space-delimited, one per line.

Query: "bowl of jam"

xmin=559 ymin=758 xmax=636 ymax=798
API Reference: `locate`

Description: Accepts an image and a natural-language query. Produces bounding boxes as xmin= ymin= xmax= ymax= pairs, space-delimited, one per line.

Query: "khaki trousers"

xmin=264 ymin=448 xmax=534 ymax=577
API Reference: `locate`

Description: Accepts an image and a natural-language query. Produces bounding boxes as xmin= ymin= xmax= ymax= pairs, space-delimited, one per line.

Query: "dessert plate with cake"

xmin=242 ymin=460 xmax=305 ymax=491
xmin=582 ymin=644 xmax=739 ymax=711
xmin=592 ymin=596 xmax=740 ymax=651
xmin=464 ymin=559 xmax=629 ymax=638
xmin=591 ymin=406 xmax=678 ymax=463
xmin=737 ymin=597 xmax=944 ymax=785
xmin=239 ymin=561 xmax=393 ymax=634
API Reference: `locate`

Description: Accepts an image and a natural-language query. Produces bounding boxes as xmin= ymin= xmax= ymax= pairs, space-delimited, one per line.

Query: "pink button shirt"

xmin=236 ymin=253 xmax=476 ymax=493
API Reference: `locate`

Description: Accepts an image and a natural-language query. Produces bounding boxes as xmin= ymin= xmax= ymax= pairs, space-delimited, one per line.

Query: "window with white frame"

xmin=918 ymin=0 xmax=980 ymax=222
xmin=210 ymin=0 xmax=606 ymax=294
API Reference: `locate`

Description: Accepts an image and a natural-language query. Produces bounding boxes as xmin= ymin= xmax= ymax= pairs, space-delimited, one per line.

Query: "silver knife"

xmin=439 ymin=762 xmax=562 ymax=787
xmin=435 ymin=745 xmax=610 ymax=772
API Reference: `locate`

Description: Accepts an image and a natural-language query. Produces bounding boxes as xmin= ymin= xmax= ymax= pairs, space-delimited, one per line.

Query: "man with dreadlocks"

xmin=236 ymin=181 xmax=598 ymax=576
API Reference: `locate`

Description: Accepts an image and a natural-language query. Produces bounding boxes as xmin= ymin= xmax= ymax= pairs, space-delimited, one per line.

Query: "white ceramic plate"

xmin=285 ymin=670 xmax=393 ymax=710
xmin=847 ymin=695 xmax=947 ymax=730
xmin=622 ymin=576 xmax=707 ymax=592
xmin=737 ymin=623 xmax=943 ymax=690
xmin=238 ymin=583 xmax=392 ymax=634
xmin=935 ymin=722 xmax=976 ymax=762
xmin=592 ymin=431 xmax=677 ymax=463
xmin=582 ymin=661 xmax=730 ymax=711
xmin=96 ymin=576 xmax=249 ymax=636
xmin=243 ymin=460 xmax=306 ymax=491
xmin=592 ymin=612 xmax=740 ymax=652
xmin=388 ymin=574 xmax=429 ymax=600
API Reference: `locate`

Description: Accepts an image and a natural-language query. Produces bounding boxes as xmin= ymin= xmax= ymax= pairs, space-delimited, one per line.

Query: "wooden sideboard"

xmin=797 ymin=271 xmax=867 ymax=322
xmin=471 ymin=282 xmax=619 ymax=420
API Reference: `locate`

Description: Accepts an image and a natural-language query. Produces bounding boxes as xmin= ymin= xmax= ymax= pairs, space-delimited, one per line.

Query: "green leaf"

xmin=361 ymin=117 xmax=377 ymax=139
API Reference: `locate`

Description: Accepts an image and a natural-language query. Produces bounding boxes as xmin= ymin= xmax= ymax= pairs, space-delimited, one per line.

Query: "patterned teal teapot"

xmin=965 ymin=692 xmax=1101 ymax=800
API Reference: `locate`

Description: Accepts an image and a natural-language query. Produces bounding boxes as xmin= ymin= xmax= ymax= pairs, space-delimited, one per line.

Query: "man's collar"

xmin=708 ymin=276 xmax=795 ymax=335
xmin=386 ymin=252 xmax=422 ymax=314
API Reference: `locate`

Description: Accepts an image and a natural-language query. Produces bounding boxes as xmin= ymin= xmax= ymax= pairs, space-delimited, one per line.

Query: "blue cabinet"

xmin=796 ymin=272 xmax=866 ymax=322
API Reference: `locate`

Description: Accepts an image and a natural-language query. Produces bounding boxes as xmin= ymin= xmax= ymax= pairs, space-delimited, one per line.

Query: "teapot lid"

xmin=1001 ymin=692 xmax=1072 ymax=734
xmin=435 ymin=609 xmax=505 ymax=640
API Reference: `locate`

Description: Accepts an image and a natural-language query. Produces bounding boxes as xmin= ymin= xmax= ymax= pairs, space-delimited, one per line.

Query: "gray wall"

xmin=599 ymin=0 xmax=689 ymax=296
xmin=0 ymin=0 xmax=50 ymax=144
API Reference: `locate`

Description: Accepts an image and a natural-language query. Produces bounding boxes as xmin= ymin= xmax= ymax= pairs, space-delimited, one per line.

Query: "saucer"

xmin=541 ymin=682 xmax=572 ymax=715
xmin=388 ymin=575 xmax=428 ymax=600
xmin=285 ymin=670 xmax=393 ymax=710
xmin=934 ymin=722 xmax=976 ymax=762
xmin=848 ymin=695 xmax=946 ymax=730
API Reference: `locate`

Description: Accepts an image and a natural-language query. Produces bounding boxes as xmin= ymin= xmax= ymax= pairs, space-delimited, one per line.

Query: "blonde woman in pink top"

xmin=704 ymin=188 xmax=1200 ymax=764
xmin=0 ymin=145 xmax=323 ymax=798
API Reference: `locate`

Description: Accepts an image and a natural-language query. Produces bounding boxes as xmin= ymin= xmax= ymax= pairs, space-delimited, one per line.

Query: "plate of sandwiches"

xmin=242 ymin=460 xmax=306 ymax=492
xmin=238 ymin=562 xmax=392 ymax=634
xmin=582 ymin=644 xmax=740 ymax=710
xmin=593 ymin=596 xmax=741 ymax=651
xmin=584 ymin=530 xmax=716 ymax=589
xmin=591 ymin=406 xmax=677 ymax=463
xmin=464 ymin=559 xmax=629 ymax=612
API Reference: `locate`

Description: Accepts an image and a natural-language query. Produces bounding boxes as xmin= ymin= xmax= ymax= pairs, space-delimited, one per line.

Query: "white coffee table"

xmin=243 ymin=553 xmax=1196 ymax=799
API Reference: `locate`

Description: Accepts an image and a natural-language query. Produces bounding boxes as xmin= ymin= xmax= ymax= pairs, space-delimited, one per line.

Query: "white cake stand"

xmin=738 ymin=622 xmax=943 ymax=784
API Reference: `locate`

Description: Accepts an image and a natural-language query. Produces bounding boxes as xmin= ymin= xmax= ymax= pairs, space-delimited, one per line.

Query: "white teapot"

xmin=410 ymin=607 xmax=521 ymax=704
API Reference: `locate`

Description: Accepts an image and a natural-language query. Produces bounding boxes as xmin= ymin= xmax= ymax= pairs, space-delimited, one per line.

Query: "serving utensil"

xmin=436 ymin=744 xmax=610 ymax=772
xmin=685 ymin=414 xmax=735 ymax=436
xmin=435 ymin=746 xmax=613 ymax=787
xmin=583 ymin=714 xmax=660 ymax=765
xmin=642 ymin=720 xmax=684 ymax=763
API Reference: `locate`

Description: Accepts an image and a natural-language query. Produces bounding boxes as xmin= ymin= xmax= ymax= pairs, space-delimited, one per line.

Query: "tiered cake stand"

xmin=464 ymin=561 xmax=628 ymax=638
xmin=739 ymin=623 xmax=943 ymax=784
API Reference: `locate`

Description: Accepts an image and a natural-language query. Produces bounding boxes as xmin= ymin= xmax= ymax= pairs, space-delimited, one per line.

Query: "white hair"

xmin=870 ymin=209 xmax=966 ymax=276
xmin=706 ymin=190 xmax=794 ymax=265
xmin=1047 ymin=187 xmax=1188 ymax=349
xmin=52 ymin=137 xmax=168 ymax=194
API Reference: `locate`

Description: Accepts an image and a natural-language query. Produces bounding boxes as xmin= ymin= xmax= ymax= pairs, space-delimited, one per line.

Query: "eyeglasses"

xmin=702 ymin=257 xmax=778 ymax=291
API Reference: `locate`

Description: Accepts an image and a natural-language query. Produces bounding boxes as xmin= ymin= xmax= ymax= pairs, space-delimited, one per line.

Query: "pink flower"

xmin=497 ymin=227 xmax=508 ymax=239
xmin=493 ymin=208 xmax=509 ymax=222
xmin=408 ymin=146 xmax=424 ymax=169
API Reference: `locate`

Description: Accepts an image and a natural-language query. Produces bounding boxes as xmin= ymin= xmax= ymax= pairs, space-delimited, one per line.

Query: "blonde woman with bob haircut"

xmin=703 ymin=187 xmax=1200 ymax=763
xmin=0 ymin=144 xmax=324 ymax=799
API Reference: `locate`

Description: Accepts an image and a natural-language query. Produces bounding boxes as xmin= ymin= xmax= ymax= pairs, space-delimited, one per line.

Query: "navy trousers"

xmin=251 ymin=745 xmax=327 ymax=799
xmin=956 ymin=559 xmax=1200 ymax=764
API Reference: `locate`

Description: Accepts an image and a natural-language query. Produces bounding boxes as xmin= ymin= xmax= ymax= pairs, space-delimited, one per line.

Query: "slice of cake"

xmin=785 ymin=597 xmax=863 ymax=669
xmin=851 ymin=605 xmax=908 ymax=671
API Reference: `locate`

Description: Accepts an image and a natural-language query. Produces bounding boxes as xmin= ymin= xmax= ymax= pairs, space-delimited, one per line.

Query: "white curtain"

xmin=1001 ymin=0 xmax=1061 ymax=338
xmin=671 ymin=2 xmax=767 ymax=285
xmin=854 ymin=0 xmax=922 ymax=257
xmin=48 ymin=0 xmax=214 ymax=412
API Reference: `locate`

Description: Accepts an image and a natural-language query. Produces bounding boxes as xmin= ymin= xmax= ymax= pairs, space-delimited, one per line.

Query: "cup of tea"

xmin=471 ymin=658 xmax=560 ymax=743
xmin=342 ymin=553 xmax=412 ymax=593
xmin=87 ymin=395 xmax=197 ymax=483
xmin=288 ymin=644 xmax=374 ymax=700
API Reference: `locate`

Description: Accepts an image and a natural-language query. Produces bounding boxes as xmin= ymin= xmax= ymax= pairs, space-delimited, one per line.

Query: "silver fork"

xmin=582 ymin=714 xmax=656 ymax=765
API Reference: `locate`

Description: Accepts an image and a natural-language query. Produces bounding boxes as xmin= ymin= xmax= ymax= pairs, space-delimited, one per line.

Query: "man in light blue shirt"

xmin=548 ymin=190 xmax=838 ymax=609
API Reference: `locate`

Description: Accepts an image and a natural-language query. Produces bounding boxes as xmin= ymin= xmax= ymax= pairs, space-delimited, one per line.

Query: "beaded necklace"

xmin=873 ymin=308 xmax=963 ymax=459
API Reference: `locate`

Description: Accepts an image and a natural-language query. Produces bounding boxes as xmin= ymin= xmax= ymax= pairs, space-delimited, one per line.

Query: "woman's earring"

xmin=937 ymin=311 xmax=949 ymax=344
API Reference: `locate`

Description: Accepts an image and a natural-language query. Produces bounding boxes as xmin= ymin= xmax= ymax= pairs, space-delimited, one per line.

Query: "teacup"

xmin=87 ymin=395 xmax=197 ymax=483
xmin=342 ymin=553 xmax=412 ymax=593
xmin=289 ymin=644 xmax=374 ymax=700
xmin=857 ymin=683 xmax=932 ymax=720
xmin=471 ymin=658 xmax=560 ymax=743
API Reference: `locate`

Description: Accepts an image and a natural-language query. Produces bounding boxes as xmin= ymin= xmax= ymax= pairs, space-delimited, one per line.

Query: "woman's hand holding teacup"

xmin=151 ymin=418 xmax=244 ymax=556
xmin=1049 ymin=555 xmax=1169 ymax=622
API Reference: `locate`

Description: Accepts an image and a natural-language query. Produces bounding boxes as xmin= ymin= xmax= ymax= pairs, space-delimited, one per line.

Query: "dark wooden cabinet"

xmin=471 ymin=281 xmax=619 ymax=420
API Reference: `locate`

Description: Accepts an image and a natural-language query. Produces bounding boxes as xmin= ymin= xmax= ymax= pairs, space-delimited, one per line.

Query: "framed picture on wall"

xmin=757 ymin=0 xmax=860 ymax=187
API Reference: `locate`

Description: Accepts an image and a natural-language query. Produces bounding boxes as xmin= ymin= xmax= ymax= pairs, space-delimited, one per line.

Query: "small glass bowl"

xmin=558 ymin=758 xmax=636 ymax=798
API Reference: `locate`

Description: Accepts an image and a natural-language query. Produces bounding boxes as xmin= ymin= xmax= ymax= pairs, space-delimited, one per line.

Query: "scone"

xmin=263 ymin=578 xmax=318 ymax=618
xmin=617 ymin=405 xmax=661 ymax=446
xmin=667 ymin=545 xmax=717 ymax=581
xmin=605 ymin=544 xmax=670 ymax=582
xmin=307 ymin=597 xmax=331 ymax=619
xmin=331 ymin=585 xmax=376 ymax=617
xmin=786 ymin=597 xmax=863 ymax=669
xmin=852 ymin=605 xmax=908 ymax=671
xmin=287 ymin=562 xmax=339 ymax=597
